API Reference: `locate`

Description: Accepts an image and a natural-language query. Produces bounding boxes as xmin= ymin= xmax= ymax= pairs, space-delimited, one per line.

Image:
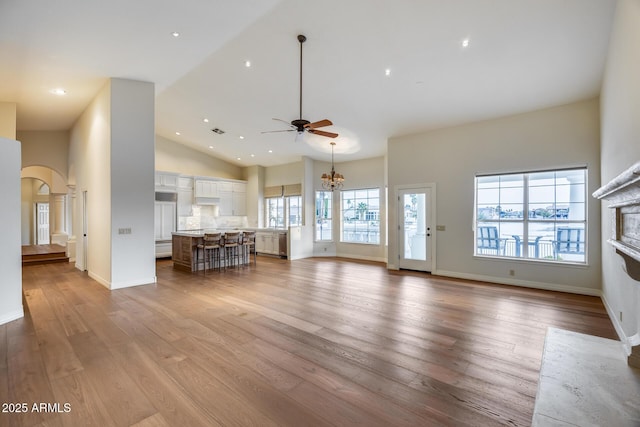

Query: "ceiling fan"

xmin=262 ymin=34 xmax=338 ymax=140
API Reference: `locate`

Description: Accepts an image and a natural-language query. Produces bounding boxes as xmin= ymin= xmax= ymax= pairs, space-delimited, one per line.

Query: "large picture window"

xmin=341 ymin=188 xmax=380 ymax=244
xmin=475 ymin=168 xmax=587 ymax=263
xmin=315 ymin=191 xmax=332 ymax=241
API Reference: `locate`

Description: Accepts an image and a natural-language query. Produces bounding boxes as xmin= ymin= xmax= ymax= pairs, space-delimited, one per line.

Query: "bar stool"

xmin=197 ymin=233 xmax=222 ymax=274
xmin=241 ymin=231 xmax=256 ymax=266
xmin=222 ymin=231 xmax=241 ymax=270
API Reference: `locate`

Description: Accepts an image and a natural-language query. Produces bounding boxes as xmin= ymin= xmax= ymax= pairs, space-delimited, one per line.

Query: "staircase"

xmin=22 ymin=244 xmax=69 ymax=266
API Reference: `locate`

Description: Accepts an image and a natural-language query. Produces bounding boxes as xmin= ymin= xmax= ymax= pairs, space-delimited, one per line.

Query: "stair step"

xmin=22 ymin=252 xmax=69 ymax=266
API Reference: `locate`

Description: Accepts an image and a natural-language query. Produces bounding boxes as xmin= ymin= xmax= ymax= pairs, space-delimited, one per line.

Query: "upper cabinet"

xmin=194 ymin=179 xmax=219 ymax=198
xmin=155 ymin=172 xmax=179 ymax=191
xmin=219 ymin=181 xmax=246 ymax=216
xmin=159 ymin=171 xmax=247 ymax=216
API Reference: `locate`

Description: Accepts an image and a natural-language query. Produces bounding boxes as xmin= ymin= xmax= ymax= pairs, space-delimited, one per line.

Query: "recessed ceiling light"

xmin=209 ymin=145 xmax=214 ymax=149
xmin=461 ymin=38 xmax=470 ymax=48
xmin=236 ymin=157 xmax=241 ymax=161
xmin=250 ymin=154 xmax=255 ymax=157
xmin=50 ymin=88 xmax=67 ymax=95
xmin=245 ymin=60 xmax=251 ymax=68
xmin=385 ymin=69 xmax=391 ymax=76
xmin=239 ymin=135 xmax=244 ymax=140
xmin=268 ymin=150 xmax=273 ymax=153
xmin=203 ymin=118 xmax=209 ymax=123
xmin=172 ymin=32 xmax=180 ymax=37
xmin=175 ymin=131 xmax=181 ymax=136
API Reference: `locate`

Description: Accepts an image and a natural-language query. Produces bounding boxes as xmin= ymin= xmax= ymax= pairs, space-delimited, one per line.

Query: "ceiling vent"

xmin=211 ymin=128 xmax=225 ymax=135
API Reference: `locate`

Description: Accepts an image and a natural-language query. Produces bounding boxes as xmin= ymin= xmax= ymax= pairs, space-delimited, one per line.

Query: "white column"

xmin=50 ymin=193 xmax=69 ymax=246
xmin=53 ymin=194 xmax=65 ymax=234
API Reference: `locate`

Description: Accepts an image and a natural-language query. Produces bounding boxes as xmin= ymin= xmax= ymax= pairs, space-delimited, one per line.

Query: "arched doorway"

xmin=20 ymin=166 xmax=72 ymax=265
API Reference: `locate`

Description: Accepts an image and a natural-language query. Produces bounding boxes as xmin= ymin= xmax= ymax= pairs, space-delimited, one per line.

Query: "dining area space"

xmin=171 ymin=229 xmax=257 ymax=273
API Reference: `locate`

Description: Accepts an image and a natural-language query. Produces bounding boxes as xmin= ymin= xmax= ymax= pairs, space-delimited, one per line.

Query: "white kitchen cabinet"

xmin=177 ymin=176 xmax=193 ymax=189
xmin=194 ymin=179 xmax=218 ymax=198
xmin=218 ymin=181 xmax=246 ymax=216
xmin=154 ymin=201 xmax=176 ymax=241
xmin=256 ymin=231 xmax=275 ymax=254
xmin=232 ymin=191 xmax=247 ymax=216
xmin=177 ymin=188 xmax=193 ymax=216
xmin=217 ymin=181 xmax=233 ymax=215
xmin=155 ymin=172 xmax=178 ymax=191
xmin=254 ymin=230 xmax=287 ymax=257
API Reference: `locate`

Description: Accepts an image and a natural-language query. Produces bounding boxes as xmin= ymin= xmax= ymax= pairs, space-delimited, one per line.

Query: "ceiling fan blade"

xmin=272 ymin=118 xmax=296 ymax=128
xmin=305 ymin=119 xmax=333 ymax=129
xmin=308 ymin=129 xmax=339 ymax=138
xmin=261 ymin=129 xmax=295 ymax=134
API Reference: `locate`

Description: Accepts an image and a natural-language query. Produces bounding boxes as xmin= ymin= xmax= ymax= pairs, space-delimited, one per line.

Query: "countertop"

xmin=173 ymin=228 xmax=288 ymax=237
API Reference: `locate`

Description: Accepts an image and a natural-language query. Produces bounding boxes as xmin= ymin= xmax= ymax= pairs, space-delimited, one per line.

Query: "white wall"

xmin=599 ymin=0 xmax=640 ymax=348
xmin=155 ymin=135 xmax=243 ymax=179
xmin=0 ymin=103 xmax=17 ymax=139
xmin=245 ymin=165 xmax=265 ymax=227
xmin=69 ymin=80 xmax=111 ymax=282
xmin=388 ymin=98 xmax=602 ymax=294
xmin=109 ymin=79 xmax=156 ymax=289
xmin=264 ymin=161 xmax=303 ymax=186
xmin=0 ymin=137 xmax=23 ymax=324
xmin=18 ymin=130 xmax=69 ymax=181
xmin=69 ymin=78 xmax=156 ymax=289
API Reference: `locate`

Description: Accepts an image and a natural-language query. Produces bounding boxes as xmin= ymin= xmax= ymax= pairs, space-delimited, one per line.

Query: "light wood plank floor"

xmin=2 ymin=257 xmax=617 ymax=426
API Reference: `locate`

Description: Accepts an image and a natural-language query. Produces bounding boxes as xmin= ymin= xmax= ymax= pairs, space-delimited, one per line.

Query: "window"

xmin=265 ymin=196 xmax=302 ymax=228
xmin=265 ymin=197 xmax=285 ymax=228
xmin=475 ymin=168 xmax=587 ymax=263
xmin=315 ymin=191 xmax=332 ymax=241
xmin=341 ymin=188 xmax=380 ymax=244
xmin=288 ymin=196 xmax=302 ymax=227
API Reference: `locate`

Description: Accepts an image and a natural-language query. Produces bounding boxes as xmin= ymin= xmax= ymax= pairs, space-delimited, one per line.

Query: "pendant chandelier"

xmin=321 ymin=141 xmax=344 ymax=191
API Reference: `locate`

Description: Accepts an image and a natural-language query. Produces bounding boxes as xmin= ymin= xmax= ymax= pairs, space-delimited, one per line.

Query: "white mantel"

xmin=593 ymin=160 xmax=640 ymax=280
xmin=593 ymin=160 xmax=640 ymax=368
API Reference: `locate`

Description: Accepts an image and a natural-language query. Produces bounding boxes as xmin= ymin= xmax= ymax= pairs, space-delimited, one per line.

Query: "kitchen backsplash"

xmin=178 ymin=205 xmax=248 ymax=230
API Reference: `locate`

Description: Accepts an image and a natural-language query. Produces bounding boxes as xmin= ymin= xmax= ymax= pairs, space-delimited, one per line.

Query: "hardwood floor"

xmin=1 ymin=257 xmax=617 ymax=426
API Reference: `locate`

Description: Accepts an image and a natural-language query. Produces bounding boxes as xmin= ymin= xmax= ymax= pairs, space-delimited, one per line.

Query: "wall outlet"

xmin=118 ymin=228 xmax=132 ymax=235
xmin=509 ymin=269 xmax=515 ymax=276
xmin=436 ymin=225 xmax=446 ymax=231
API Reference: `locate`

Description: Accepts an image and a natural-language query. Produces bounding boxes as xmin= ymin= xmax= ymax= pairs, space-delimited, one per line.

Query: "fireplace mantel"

xmin=593 ymin=161 xmax=640 ymax=281
xmin=593 ymin=161 xmax=640 ymax=369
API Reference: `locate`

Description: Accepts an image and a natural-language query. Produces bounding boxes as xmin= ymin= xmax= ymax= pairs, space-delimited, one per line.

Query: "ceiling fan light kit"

xmin=262 ymin=34 xmax=339 ymax=140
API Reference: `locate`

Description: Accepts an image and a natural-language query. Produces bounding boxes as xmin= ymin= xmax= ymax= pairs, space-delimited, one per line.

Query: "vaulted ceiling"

xmin=0 ymin=0 xmax=617 ymax=167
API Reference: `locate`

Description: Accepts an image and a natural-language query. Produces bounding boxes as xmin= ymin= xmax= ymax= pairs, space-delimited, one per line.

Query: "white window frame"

xmin=315 ymin=191 xmax=333 ymax=241
xmin=340 ymin=188 xmax=381 ymax=245
xmin=265 ymin=195 xmax=302 ymax=228
xmin=474 ymin=167 xmax=587 ymax=264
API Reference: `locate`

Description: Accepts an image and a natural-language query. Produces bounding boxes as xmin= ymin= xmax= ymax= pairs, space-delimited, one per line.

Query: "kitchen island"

xmin=172 ymin=230 xmax=247 ymax=272
xmin=172 ymin=229 xmax=289 ymax=272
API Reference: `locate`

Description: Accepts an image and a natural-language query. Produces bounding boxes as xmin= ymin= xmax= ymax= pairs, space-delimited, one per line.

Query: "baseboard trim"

xmin=600 ymin=293 xmax=631 ymax=354
xmin=433 ymin=269 xmax=601 ymax=296
xmin=0 ymin=307 xmax=24 ymax=325
xmin=335 ymin=253 xmax=387 ymax=263
xmin=110 ymin=277 xmax=157 ymax=290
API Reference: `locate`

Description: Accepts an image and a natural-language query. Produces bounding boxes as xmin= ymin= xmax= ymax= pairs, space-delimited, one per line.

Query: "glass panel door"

xmin=398 ymin=187 xmax=432 ymax=271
